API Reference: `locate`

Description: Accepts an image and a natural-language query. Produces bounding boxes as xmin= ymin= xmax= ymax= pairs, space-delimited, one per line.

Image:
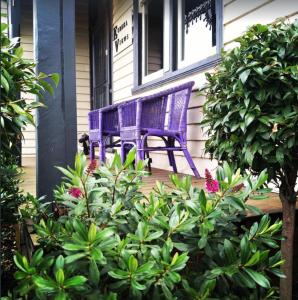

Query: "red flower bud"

xmin=69 ymin=187 xmax=82 ymax=198
xmin=87 ymin=159 xmax=97 ymax=174
xmin=205 ymin=169 xmax=220 ymax=193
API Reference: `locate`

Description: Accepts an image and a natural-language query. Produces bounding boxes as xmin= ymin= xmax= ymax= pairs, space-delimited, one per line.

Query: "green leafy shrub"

xmin=0 ymin=20 xmax=59 ymax=222
xmin=0 ymin=155 xmax=28 ymax=292
xmin=9 ymin=150 xmax=284 ymax=299
xmin=0 ymin=155 xmax=26 ymax=224
xmin=0 ymin=21 xmax=59 ymax=294
xmin=0 ymin=22 xmax=59 ymax=157
xmin=201 ymin=20 xmax=298 ymax=297
xmin=201 ymin=21 xmax=298 ymax=186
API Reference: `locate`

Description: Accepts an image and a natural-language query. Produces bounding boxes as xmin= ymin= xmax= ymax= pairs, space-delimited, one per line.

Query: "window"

xmin=141 ymin=0 xmax=170 ymax=83
xmin=177 ymin=0 xmax=217 ymax=69
xmin=136 ymin=0 xmax=222 ymax=88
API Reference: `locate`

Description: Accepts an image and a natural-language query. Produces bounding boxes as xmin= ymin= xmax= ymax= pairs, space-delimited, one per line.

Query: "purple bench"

xmin=88 ymin=98 xmax=142 ymax=162
xmin=118 ymin=82 xmax=200 ymax=178
xmin=88 ymin=104 xmax=119 ymax=162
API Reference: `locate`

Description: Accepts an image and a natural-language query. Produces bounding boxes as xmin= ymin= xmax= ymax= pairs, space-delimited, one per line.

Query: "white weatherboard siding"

xmin=224 ymin=0 xmax=298 ymax=45
xmin=111 ymin=0 xmax=298 ymax=176
xmin=19 ymin=0 xmax=90 ymax=158
xmin=1 ymin=0 xmax=7 ymax=25
xmin=112 ymin=0 xmax=134 ymax=102
xmin=75 ymin=0 xmax=91 ymax=141
xmin=21 ymin=0 xmax=36 ymax=156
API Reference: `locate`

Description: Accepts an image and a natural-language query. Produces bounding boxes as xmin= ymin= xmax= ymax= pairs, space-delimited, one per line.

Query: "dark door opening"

xmin=90 ymin=0 xmax=112 ymax=109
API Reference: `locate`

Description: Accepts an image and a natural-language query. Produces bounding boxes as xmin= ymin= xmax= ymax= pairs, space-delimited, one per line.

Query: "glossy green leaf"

xmin=55 ymin=268 xmax=65 ymax=285
xmin=128 ymin=256 xmax=138 ymax=273
xmin=50 ymin=73 xmax=60 ymax=87
xmin=225 ymin=196 xmax=245 ymax=211
xmin=88 ymin=223 xmax=97 ymax=243
xmin=54 ymin=291 xmax=67 ymax=300
xmin=244 ymin=269 xmax=270 ymax=288
xmin=63 ymin=243 xmax=86 ymax=251
xmin=239 ymin=69 xmax=251 ymax=84
xmin=108 ymin=270 xmax=129 ymax=280
xmin=65 ymin=253 xmax=86 ymax=264
xmin=1 ymin=74 xmax=9 ymax=92
xmin=124 ymin=148 xmax=136 ymax=168
xmin=224 ymin=239 xmax=237 ymax=264
xmin=64 ymin=276 xmax=87 ymax=288
xmin=240 ymin=235 xmax=250 ymax=265
xmin=131 ymin=279 xmax=146 ymax=291
xmin=89 ymin=259 xmax=100 ymax=286
xmin=34 ymin=276 xmax=57 ymax=292
xmin=244 ymin=251 xmax=260 ymax=267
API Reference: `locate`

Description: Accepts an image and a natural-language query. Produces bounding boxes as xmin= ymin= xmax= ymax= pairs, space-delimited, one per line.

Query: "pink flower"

xmin=87 ymin=159 xmax=97 ymax=174
xmin=205 ymin=169 xmax=220 ymax=193
xmin=69 ymin=187 xmax=82 ymax=198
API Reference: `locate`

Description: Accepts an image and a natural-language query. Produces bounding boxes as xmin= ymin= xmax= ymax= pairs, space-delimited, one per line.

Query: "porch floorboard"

xmin=20 ymin=157 xmax=296 ymax=216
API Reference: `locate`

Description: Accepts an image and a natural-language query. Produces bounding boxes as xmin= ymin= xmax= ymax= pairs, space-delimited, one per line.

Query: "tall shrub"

xmin=0 ymin=21 xmax=59 ymax=292
xmin=201 ymin=21 xmax=298 ymax=299
xmin=0 ymin=20 xmax=58 ymax=212
xmin=0 ymin=22 xmax=59 ymax=157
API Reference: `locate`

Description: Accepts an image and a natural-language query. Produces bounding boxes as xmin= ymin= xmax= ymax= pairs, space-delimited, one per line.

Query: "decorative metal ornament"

xmin=185 ymin=0 xmax=215 ymax=33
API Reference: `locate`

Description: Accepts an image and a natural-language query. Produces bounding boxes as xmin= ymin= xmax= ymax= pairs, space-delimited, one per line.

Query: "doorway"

xmin=90 ymin=0 xmax=112 ymax=109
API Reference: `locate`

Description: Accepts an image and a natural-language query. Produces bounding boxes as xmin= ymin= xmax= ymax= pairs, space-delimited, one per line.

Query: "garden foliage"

xmin=0 ymin=21 xmax=59 ymax=293
xmin=201 ymin=21 xmax=298 ymax=194
xmin=8 ymin=150 xmax=284 ymax=300
xmin=201 ymin=20 xmax=298 ymax=298
xmin=0 ymin=21 xmax=59 ymax=220
xmin=0 ymin=22 xmax=59 ymax=157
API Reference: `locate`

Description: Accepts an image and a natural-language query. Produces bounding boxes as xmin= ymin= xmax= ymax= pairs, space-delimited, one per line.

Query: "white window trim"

xmin=177 ymin=0 xmax=187 ymax=69
xmin=141 ymin=0 xmax=170 ymax=84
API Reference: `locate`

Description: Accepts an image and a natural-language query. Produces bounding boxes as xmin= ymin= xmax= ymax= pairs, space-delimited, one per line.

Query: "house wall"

xmin=1 ymin=0 xmax=7 ymax=25
xmin=20 ymin=0 xmax=35 ymax=156
xmin=19 ymin=0 xmax=90 ymax=157
xmin=111 ymin=0 xmax=298 ymax=175
xmin=7 ymin=0 xmax=298 ymax=174
xmin=75 ymin=1 xmax=91 ymax=139
xmin=112 ymin=0 xmax=135 ymax=102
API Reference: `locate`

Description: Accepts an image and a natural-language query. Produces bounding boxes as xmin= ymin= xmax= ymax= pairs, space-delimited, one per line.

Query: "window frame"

xmin=176 ymin=0 xmax=218 ymax=70
xmin=132 ymin=0 xmax=223 ymax=93
xmin=141 ymin=0 xmax=171 ymax=84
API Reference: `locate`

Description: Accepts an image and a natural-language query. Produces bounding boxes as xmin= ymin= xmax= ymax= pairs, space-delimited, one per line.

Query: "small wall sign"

xmin=113 ymin=11 xmax=133 ymax=57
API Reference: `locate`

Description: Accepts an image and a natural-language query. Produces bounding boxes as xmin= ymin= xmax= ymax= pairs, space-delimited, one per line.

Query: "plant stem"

xmin=111 ymin=169 xmax=124 ymax=204
xmin=80 ymin=177 xmax=91 ymax=220
xmin=280 ymin=195 xmax=296 ymax=300
xmin=123 ymin=174 xmax=138 ymax=198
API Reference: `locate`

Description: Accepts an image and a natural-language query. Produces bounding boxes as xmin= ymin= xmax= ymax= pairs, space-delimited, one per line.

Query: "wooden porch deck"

xmin=20 ymin=157 xmax=295 ymax=216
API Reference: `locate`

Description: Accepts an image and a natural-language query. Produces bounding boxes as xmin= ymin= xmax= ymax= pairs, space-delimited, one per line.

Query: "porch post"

xmin=33 ymin=0 xmax=77 ymax=200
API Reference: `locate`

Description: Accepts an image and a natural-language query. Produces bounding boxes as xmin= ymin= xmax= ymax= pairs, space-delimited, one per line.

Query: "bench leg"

xmin=121 ymin=141 xmax=126 ymax=164
xmin=143 ymin=138 xmax=152 ymax=172
xmin=90 ymin=142 xmax=95 ymax=160
xmin=182 ymin=148 xmax=200 ymax=178
xmin=136 ymin=139 xmax=145 ymax=161
xmin=99 ymin=142 xmax=105 ymax=163
xmin=168 ymin=138 xmax=177 ymax=173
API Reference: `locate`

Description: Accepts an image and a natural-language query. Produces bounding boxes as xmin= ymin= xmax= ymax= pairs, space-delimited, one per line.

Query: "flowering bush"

xmin=201 ymin=21 xmax=298 ymax=297
xmin=8 ymin=150 xmax=284 ymax=299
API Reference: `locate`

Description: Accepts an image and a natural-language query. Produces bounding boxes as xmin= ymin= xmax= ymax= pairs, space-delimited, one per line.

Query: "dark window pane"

xmin=145 ymin=0 xmax=164 ymax=75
